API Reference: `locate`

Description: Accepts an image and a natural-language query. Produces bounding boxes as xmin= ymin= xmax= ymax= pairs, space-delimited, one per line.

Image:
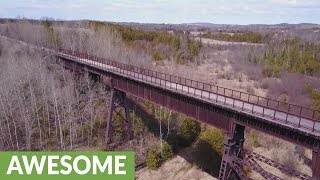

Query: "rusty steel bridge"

xmin=52 ymin=48 xmax=320 ymax=180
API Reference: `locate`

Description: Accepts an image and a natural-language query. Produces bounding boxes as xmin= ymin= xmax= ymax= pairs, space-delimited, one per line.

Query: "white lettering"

xmin=73 ymin=155 xmax=91 ymax=175
xmin=6 ymin=156 xmax=23 ymax=175
xmin=60 ymin=155 xmax=72 ymax=175
xmin=115 ymin=156 xmax=126 ymax=175
xmin=22 ymin=155 xmax=46 ymax=175
xmin=5 ymin=154 xmax=128 ymax=175
xmin=92 ymin=156 xmax=112 ymax=174
xmin=47 ymin=155 xmax=59 ymax=175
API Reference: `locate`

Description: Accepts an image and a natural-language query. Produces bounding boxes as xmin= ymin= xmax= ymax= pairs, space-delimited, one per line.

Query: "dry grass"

xmin=136 ymin=155 xmax=216 ymax=180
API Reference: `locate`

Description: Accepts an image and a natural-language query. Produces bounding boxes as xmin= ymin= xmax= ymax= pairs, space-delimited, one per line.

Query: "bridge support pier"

xmin=105 ymin=88 xmax=133 ymax=147
xmin=312 ymin=148 xmax=320 ymax=180
xmin=219 ymin=123 xmax=246 ymax=180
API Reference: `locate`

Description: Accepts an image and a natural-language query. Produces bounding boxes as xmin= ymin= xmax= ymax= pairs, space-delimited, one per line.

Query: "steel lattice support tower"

xmin=105 ymin=88 xmax=133 ymax=147
xmin=219 ymin=123 xmax=247 ymax=180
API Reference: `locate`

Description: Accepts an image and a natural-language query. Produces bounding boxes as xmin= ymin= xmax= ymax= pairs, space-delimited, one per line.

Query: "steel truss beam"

xmin=105 ymin=88 xmax=133 ymax=147
xmin=246 ymin=158 xmax=282 ymax=180
xmin=247 ymin=151 xmax=310 ymax=179
xmin=219 ymin=123 xmax=247 ymax=180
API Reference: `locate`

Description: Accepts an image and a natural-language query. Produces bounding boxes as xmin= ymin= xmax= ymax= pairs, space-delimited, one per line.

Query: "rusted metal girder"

xmin=219 ymin=123 xmax=246 ymax=180
xmin=105 ymin=88 xmax=133 ymax=147
xmin=246 ymin=158 xmax=283 ymax=180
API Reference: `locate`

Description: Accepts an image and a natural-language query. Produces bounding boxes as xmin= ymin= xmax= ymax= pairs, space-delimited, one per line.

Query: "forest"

xmin=201 ymin=31 xmax=266 ymax=43
xmin=0 ymin=19 xmax=225 ymax=175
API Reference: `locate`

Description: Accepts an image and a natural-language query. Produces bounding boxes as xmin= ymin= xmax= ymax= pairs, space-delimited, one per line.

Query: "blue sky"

xmin=0 ymin=0 xmax=320 ymax=24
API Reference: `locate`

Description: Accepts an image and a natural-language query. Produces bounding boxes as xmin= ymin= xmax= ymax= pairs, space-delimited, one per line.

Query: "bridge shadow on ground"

xmin=178 ymin=139 xmax=222 ymax=178
xmin=127 ymin=97 xmax=223 ymax=178
xmin=295 ymin=146 xmax=312 ymax=167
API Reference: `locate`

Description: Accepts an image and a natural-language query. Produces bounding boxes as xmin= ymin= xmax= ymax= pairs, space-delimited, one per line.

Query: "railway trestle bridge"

xmin=52 ymin=49 xmax=320 ymax=180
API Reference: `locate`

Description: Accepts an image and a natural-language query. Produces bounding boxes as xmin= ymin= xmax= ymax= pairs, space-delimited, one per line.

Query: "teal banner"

xmin=0 ymin=152 xmax=134 ymax=180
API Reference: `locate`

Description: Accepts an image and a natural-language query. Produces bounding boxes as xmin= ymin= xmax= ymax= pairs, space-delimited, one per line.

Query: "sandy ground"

xmin=136 ymin=155 xmax=216 ymax=180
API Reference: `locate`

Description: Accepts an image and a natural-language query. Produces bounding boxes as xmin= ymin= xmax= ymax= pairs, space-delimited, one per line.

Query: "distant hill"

xmin=1 ymin=18 xmax=319 ymax=33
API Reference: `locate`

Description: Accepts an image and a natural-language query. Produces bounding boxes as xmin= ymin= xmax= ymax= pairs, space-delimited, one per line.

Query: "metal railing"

xmin=56 ymin=49 xmax=320 ymax=134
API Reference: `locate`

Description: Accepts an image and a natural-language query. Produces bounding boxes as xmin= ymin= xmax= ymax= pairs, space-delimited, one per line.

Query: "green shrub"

xmin=87 ymin=20 xmax=105 ymax=31
xmin=178 ymin=115 xmax=201 ymax=146
xmin=112 ymin=113 xmax=125 ymax=141
xmin=130 ymin=113 xmax=144 ymax=135
xmin=110 ymin=24 xmax=176 ymax=47
xmin=46 ymin=138 xmax=53 ymax=151
xmin=43 ymin=19 xmax=52 ymax=31
xmin=249 ymin=130 xmax=260 ymax=148
xmin=98 ymin=142 xmax=108 ymax=151
xmin=262 ymin=65 xmax=273 ymax=78
xmin=262 ymin=38 xmax=320 ymax=76
xmin=161 ymin=141 xmax=173 ymax=161
xmin=144 ymin=101 xmax=155 ymax=114
xmin=262 ymin=64 xmax=280 ymax=78
xmin=42 ymin=19 xmax=61 ymax=48
xmin=82 ymin=124 xmax=91 ymax=135
xmin=189 ymin=40 xmax=201 ymax=56
xmin=309 ymin=88 xmax=320 ymax=111
xmin=202 ymin=31 xmax=264 ymax=43
xmin=152 ymin=52 xmax=162 ymax=61
xmin=146 ymin=145 xmax=161 ymax=170
xmin=200 ymin=128 xmax=224 ymax=155
xmin=171 ymin=37 xmax=180 ymax=52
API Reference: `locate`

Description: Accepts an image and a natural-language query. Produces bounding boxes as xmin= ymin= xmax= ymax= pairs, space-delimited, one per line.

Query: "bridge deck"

xmin=55 ymin=50 xmax=320 ymax=138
